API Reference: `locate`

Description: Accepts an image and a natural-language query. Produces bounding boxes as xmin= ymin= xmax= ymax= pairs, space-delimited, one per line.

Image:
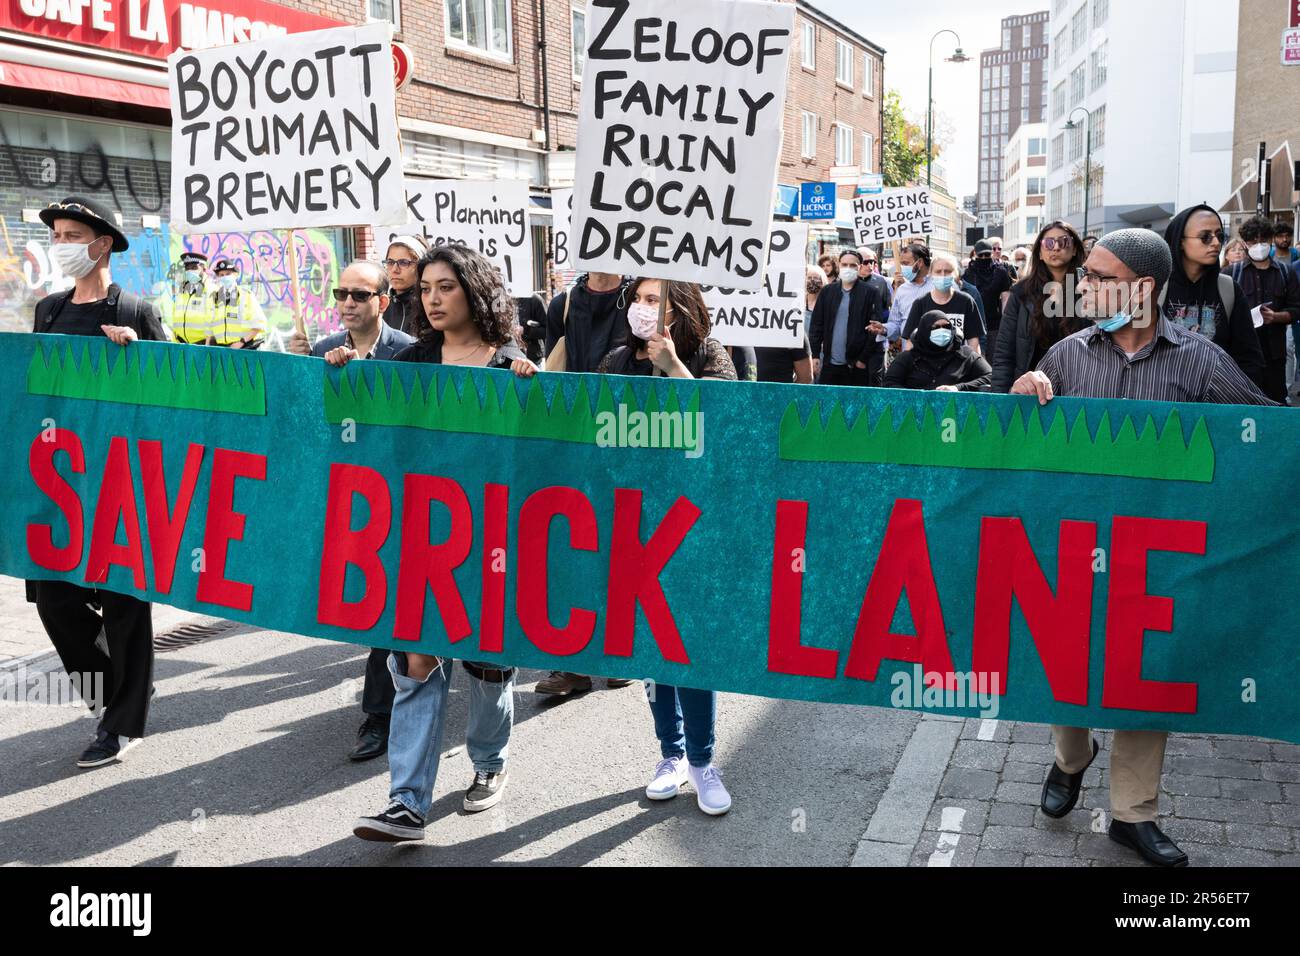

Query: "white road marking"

xmin=977 ymin=719 xmax=999 ymax=741
xmin=926 ymin=806 xmax=967 ymax=867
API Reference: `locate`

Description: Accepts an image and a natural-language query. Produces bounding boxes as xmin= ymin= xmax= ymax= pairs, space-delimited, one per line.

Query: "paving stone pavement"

xmin=903 ymin=719 xmax=1300 ymax=867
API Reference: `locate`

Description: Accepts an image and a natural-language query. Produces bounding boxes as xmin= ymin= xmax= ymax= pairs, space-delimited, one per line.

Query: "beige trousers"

xmin=1052 ymin=726 xmax=1168 ymax=824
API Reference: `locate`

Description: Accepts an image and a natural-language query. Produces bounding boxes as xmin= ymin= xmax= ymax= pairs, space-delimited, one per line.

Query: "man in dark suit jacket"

xmin=809 ymin=248 xmax=885 ymax=386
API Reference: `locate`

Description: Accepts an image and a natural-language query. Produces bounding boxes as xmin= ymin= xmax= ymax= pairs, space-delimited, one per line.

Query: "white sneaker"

xmin=645 ymin=756 xmax=689 ymax=800
xmin=687 ymin=763 xmax=732 ymax=816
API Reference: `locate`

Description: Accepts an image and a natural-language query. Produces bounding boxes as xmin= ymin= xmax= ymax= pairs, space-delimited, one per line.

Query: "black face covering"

xmin=913 ymin=309 xmax=961 ymax=357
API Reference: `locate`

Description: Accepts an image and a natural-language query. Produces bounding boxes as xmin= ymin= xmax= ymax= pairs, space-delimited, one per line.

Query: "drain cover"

xmin=154 ymin=619 xmax=239 ymax=652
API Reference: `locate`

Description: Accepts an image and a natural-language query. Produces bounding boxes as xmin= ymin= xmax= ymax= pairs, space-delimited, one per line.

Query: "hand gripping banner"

xmin=3 ymin=333 xmax=1298 ymax=743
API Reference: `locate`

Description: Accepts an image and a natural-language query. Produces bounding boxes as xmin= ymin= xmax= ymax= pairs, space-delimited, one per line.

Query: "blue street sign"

xmin=799 ymin=181 xmax=837 ymax=220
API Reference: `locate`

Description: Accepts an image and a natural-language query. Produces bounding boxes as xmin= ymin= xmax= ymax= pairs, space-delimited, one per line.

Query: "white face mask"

xmin=840 ymin=268 xmax=858 ymax=286
xmin=1248 ymin=243 xmax=1272 ymax=262
xmin=628 ymin=301 xmax=663 ymax=340
xmin=50 ymin=239 xmax=104 ymax=279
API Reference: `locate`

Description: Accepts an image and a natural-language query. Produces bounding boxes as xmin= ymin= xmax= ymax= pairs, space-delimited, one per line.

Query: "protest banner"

xmin=852 ymin=187 xmax=933 ymax=244
xmin=377 ymin=177 xmax=534 ymax=298
xmin=5 ymin=331 xmax=1300 ymax=743
xmin=571 ymin=0 xmax=794 ymax=290
xmin=168 ymin=22 xmax=406 ymax=234
xmin=551 ymin=188 xmax=574 ymax=272
xmin=702 ymin=222 xmax=807 ymax=349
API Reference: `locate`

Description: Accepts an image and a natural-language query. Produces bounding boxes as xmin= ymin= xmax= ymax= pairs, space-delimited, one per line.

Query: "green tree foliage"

xmin=881 ymin=90 xmax=939 ymax=188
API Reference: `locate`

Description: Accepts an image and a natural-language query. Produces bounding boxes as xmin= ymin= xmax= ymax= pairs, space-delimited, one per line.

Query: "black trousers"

xmin=821 ymin=351 xmax=883 ymax=388
xmin=361 ymin=646 xmax=395 ymax=718
xmin=1261 ymin=356 xmax=1289 ymax=404
xmin=34 ymin=581 xmax=154 ymax=738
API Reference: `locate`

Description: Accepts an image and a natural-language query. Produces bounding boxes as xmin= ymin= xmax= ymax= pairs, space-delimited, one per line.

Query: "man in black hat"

xmin=31 ymin=196 xmax=165 ymax=768
xmin=963 ymin=239 xmax=1013 ymax=341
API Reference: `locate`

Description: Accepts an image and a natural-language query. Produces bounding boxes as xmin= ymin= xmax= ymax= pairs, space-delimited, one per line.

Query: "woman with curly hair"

xmin=353 ymin=245 xmax=537 ymax=844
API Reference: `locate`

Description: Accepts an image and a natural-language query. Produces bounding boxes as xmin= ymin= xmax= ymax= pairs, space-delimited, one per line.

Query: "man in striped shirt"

xmin=1012 ymin=228 xmax=1274 ymax=869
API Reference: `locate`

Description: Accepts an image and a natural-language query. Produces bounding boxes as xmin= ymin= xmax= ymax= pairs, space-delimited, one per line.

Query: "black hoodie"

xmin=883 ymin=310 xmax=991 ymax=391
xmin=1162 ymin=204 xmax=1265 ymax=385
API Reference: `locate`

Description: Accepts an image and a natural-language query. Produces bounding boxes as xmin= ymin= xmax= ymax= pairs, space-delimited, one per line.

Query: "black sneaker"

xmin=77 ymin=731 xmax=141 ymax=769
xmin=353 ymin=801 xmax=426 ymax=842
xmin=463 ymin=770 xmax=508 ymax=812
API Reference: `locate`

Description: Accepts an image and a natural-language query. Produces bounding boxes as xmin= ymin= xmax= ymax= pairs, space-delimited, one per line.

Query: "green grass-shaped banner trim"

xmin=324 ymin=365 xmax=701 ymax=447
xmin=26 ymin=339 xmax=266 ymax=417
xmin=779 ymin=400 xmax=1215 ymax=483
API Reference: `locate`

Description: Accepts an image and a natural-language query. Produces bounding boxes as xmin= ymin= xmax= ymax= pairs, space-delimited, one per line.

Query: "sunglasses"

xmin=976 ymin=252 xmax=993 ymax=259
xmin=332 ymin=288 xmax=381 ymax=303
xmin=1185 ymin=230 xmax=1226 ymax=246
xmin=382 ymin=258 xmax=418 ymax=269
xmin=1041 ymin=236 xmax=1074 ymax=252
xmin=45 ymin=201 xmax=97 ymax=216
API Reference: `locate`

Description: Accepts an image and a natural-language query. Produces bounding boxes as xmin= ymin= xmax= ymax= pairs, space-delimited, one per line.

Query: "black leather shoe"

xmin=1040 ymin=736 xmax=1099 ymax=818
xmin=1109 ymin=820 xmax=1189 ymax=867
xmin=349 ymin=715 xmax=389 ymax=762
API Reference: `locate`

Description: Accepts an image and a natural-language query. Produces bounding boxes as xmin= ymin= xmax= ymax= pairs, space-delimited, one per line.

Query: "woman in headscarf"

xmin=883 ymin=309 xmax=991 ymax=391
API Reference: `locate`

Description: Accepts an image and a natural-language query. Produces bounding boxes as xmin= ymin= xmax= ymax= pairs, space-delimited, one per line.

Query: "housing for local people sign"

xmin=571 ymin=0 xmax=795 ymax=290
xmin=377 ymin=178 xmax=534 ymax=298
xmin=5 ymin=333 xmax=1300 ymax=744
xmin=168 ymin=22 xmax=406 ymax=233
xmin=702 ymin=222 xmax=808 ymax=349
xmin=852 ymin=187 xmax=933 ymax=244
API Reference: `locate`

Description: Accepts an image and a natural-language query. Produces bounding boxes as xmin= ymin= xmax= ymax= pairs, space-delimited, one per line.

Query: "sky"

xmin=815 ymin=0 xmax=1052 ymax=200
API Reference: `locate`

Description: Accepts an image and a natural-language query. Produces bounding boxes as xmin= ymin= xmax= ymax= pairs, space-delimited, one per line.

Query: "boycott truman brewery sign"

xmin=168 ymin=22 xmax=407 ymax=233
xmin=376 ymin=178 xmax=534 ymax=299
xmin=572 ymin=0 xmax=795 ymax=291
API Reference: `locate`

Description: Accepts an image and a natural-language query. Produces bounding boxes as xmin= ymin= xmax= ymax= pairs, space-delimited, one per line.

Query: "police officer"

xmin=207 ymin=258 xmax=267 ymax=349
xmin=31 ymin=195 xmax=165 ymax=769
xmin=168 ymin=251 xmax=214 ymax=344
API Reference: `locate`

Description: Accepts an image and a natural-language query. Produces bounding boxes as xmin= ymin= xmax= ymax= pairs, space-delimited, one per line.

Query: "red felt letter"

xmin=85 ymin=436 xmax=147 ymax=590
xmin=394 ymin=475 xmax=473 ymax=643
xmin=138 ymin=441 xmax=204 ymax=595
xmin=27 ymin=428 xmax=85 ymax=572
xmin=972 ymin=518 xmax=1096 ymax=704
xmin=1102 ymin=516 xmax=1204 ymax=714
xmin=516 ymin=486 xmax=598 ymax=656
xmin=479 ymin=483 xmax=510 ymax=653
xmin=196 ymin=448 xmax=266 ymax=612
xmin=318 ymin=463 xmax=391 ymax=630
xmin=844 ymin=499 xmax=956 ymax=686
xmin=767 ymin=500 xmax=838 ymax=679
xmin=604 ymin=489 xmax=698 ymax=664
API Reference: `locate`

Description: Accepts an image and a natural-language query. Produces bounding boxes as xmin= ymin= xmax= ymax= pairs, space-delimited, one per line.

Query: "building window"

xmin=1050 ymin=185 xmax=1063 ymax=219
xmin=863 ymin=53 xmax=875 ymax=96
xmin=1071 ymin=5 xmax=1087 ymax=53
xmin=1093 ymin=0 xmax=1109 ymax=28
xmin=1068 ymin=124 xmax=1084 ymax=161
xmin=1050 ymin=133 xmax=1064 ymax=171
xmin=835 ymin=123 xmax=854 ymax=165
xmin=1022 ymin=25 xmax=1033 ymax=47
xmin=1090 ymin=42 xmax=1107 ymax=91
xmin=571 ymin=6 xmax=585 ymax=80
xmin=368 ymin=0 xmax=400 ymax=29
xmin=1052 ymin=81 xmax=1066 ymax=119
xmin=836 ymin=39 xmax=853 ymax=86
xmin=1027 ymin=176 xmax=1046 ymax=195
xmin=1052 ymin=27 xmax=1067 ymax=69
xmin=1028 ymin=137 xmax=1047 ymax=156
xmin=862 ymin=132 xmax=874 ymax=172
xmin=802 ymin=20 xmax=815 ymax=69
xmin=446 ymin=0 xmax=512 ymax=59
xmin=1068 ymin=180 xmax=1083 ymax=215
xmin=1002 ymin=27 xmax=1011 ymax=48
xmin=801 ymin=111 xmax=816 ymax=158
xmin=1022 ymin=62 xmax=1032 ymax=86
xmin=1090 ymin=166 xmax=1104 ymax=205
xmin=1090 ymin=104 xmax=1106 ymax=148
xmin=1069 ymin=63 xmax=1085 ymax=106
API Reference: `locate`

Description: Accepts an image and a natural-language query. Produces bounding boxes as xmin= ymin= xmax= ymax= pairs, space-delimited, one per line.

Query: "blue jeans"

xmin=646 ymin=683 xmax=716 ymax=768
xmin=387 ymin=654 xmax=513 ymax=818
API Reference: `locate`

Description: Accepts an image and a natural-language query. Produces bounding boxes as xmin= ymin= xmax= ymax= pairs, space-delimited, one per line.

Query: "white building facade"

xmin=1002 ymin=123 xmax=1050 ymax=248
xmin=1044 ymin=0 xmax=1238 ymax=239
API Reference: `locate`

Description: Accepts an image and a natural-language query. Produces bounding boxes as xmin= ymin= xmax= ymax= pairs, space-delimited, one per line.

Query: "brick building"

xmin=0 ymin=0 xmax=884 ymax=336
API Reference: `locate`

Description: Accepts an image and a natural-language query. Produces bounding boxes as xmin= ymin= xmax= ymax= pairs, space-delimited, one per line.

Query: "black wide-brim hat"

xmin=38 ymin=196 xmax=129 ymax=253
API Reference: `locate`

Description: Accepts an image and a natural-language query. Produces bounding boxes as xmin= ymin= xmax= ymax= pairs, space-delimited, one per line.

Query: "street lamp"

xmin=927 ymin=30 xmax=969 ymax=189
xmin=1064 ymin=106 xmax=1094 ymax=239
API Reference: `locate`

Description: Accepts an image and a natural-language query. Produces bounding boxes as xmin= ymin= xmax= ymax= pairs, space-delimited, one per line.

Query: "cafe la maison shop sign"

xmin=3 ymin=0 xmax=342 ymax=61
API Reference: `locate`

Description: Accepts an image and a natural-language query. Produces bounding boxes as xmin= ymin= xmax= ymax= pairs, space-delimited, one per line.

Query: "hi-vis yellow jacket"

xmin=167 ymin=287 xmax=267 ymax=345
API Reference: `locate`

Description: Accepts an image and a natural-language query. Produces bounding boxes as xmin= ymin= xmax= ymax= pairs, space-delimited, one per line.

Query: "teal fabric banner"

xmin=2 ymin=333 xmax=1297 ymax=742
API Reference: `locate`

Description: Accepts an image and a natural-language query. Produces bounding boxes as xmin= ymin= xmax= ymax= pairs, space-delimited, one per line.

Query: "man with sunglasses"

xmin=1013 ymin=228 xmax=1273 ymax=868
xmin=856 ymin=246 xmax=894 ymax=331
xmin=288 ymin=261 xmax=414 ymax=758
xmin=1160 ymin=204 xmax=1265 ymax=386
xmin=380 ymin=236 xmax=428 ymax=337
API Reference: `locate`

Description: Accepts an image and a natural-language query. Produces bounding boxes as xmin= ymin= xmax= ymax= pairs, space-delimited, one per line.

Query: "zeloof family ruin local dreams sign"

xmin=168 ymin=21 xmax=407 ymax=233
xmin=572 ymin=0 xmax=794 ymax=290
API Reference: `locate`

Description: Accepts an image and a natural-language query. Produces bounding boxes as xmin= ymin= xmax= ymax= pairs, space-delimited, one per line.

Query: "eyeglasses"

xmin=332 ymin=288 xmax=380 ymax=303
xmin=861 ymin=260 xmax=877 ymax=266
xmin=1080 ymin=269 xmax=1123 ymax=284
xmin=1184 ymin=230 xmax=1226 ymax=246
xmin=382 ymin=258 xmax=418 ymax=269
xmin=976 ymin=252 xmax=993 ymax=259
xmin=1041 ymin=236 xmax=1074 ymax=252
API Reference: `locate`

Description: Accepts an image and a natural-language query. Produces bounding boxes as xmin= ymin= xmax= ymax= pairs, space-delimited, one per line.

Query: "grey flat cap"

xmin=1096 ymin=228 xmax=1173 ymax=289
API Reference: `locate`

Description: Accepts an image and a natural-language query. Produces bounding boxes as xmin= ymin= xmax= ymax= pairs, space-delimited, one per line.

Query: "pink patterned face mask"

xmin=629 ymin=302 xmax=666 ymax=339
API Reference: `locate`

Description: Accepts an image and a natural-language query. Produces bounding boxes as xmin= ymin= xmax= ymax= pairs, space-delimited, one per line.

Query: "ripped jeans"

xmin=386 ymin=653 xmax=514 ymax=819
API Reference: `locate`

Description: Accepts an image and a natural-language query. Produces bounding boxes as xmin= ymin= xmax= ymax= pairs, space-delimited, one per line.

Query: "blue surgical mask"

xmin=901 ymin=266 xmax=916 ymax=282
xmin=1096 ymin=313 xmax=1131 ymax=333
xmin=218 ymin=274 xmax=238 ymax=289
xmin=929 ymin=328 xmax=954 ymax=348
xmin=933 ymin=276 xmax=954 ymax=293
